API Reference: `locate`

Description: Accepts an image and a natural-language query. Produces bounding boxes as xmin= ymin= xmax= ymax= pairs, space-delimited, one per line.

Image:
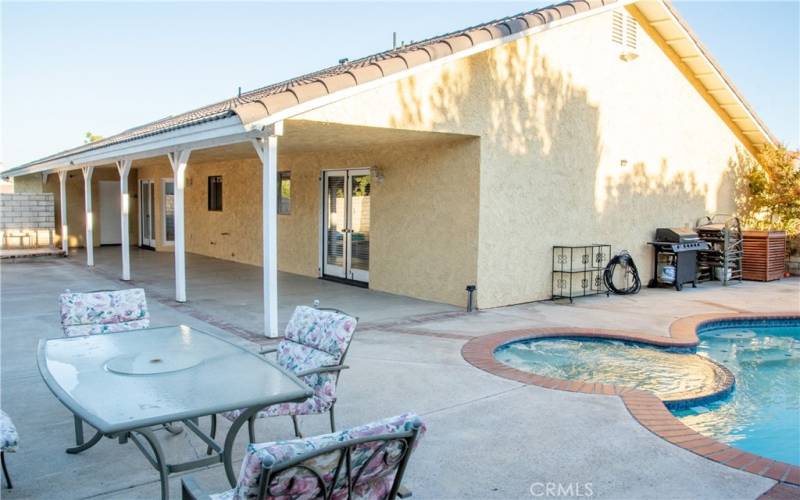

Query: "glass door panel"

xmin=139 ymin=180 xmax=156 ymax=247
xmin=163 ymin=180 xmax=175 ymax=244
xmin=323 ymin=171 xmax=347 ymax=278
xmin=348 ymin=170 xmax=370 ymax=282
xmin=321 ymin=169 xmax=370 ymax=283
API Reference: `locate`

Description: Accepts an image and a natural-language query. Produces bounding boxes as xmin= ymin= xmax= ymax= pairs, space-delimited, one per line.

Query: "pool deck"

xmin=462 ymin=312 xmax=800 ymax=488
xmin=1 ymin=252 xmax=798 ymax=499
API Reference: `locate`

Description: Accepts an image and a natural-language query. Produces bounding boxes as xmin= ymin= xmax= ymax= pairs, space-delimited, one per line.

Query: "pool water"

xmin=671 ymin=321 xmax=800 ymax=466
xmin=494 ymin=320 xmax=800 ymax=466
xmin=494 ymin=338 xmax=725 ymax=401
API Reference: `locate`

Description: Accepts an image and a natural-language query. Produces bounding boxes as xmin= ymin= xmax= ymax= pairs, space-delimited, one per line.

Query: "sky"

xmin=1 ymin=1 xmax=798 ymax=170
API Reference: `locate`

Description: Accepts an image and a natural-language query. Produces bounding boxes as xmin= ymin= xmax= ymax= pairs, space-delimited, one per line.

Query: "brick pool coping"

xmin=460 ymin=312 xmax=800 ymax=487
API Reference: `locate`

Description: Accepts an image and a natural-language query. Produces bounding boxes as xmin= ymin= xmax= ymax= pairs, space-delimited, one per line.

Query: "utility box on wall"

xmin=0 ymin=193 xmax=55 ymax=249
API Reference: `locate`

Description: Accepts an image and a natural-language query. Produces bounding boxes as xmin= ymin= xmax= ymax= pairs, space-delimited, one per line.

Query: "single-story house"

xmin=3 ymin=0 xmax=776 ymax=336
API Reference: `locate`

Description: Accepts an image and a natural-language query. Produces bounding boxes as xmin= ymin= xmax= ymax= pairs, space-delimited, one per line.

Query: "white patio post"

xmin=168 ymin=150 xmax=191 ymax=303
xmin=252 ymin=122 xmax=283 ymax=337
xmin=81 ymin=166 xmax=95 ymax=266
xmin=57 ymin=170 xmax=68 ymax=255
xmin=116 ymin=159 xmax=132 ymax=280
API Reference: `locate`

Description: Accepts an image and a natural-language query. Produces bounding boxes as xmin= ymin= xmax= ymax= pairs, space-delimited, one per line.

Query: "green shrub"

xmin=732 ymin=144 xmax=800 ymax=238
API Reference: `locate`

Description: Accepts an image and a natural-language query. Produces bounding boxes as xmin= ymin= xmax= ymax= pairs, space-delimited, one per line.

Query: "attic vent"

xmin=611 ymin=11 xmax=624 ymax=44
xmin=625 ymin=15 xmax=638 ymax=49
xmin=611 ymin=11 xmax=638 ymax=50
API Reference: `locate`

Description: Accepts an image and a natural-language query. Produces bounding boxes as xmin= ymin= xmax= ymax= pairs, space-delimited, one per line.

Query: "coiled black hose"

xmin=603 ymin=250 xmax=641 ymax=295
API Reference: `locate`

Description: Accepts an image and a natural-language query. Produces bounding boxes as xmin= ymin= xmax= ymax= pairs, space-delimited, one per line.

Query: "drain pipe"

xmin=465 ymin=285 xmax=477 ymax=312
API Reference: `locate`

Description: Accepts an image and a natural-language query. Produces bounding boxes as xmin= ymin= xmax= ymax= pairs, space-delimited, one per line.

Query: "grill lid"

xmin=655 ymin=227 xmax=700 ymax=243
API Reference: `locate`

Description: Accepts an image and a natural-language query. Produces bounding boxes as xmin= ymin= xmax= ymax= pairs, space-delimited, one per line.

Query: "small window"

xmin=208 ymin=176 xmax=223 ymax=211
xmin=278 ymin=171 xmax=291 ymax=215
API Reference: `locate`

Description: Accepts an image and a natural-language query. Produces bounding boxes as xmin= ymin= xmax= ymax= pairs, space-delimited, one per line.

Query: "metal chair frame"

xmin=183 ymin=427 xmax=421 ymax=500
xmin=1 ymin=451 xmax=12 ymax=489
xmin=210 ymin=305 xmax=358 ymax=447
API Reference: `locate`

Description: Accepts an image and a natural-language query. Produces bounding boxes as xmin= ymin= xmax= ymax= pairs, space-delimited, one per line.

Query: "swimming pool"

xmin=671 ymin=319 xmax=800 ymax=466
xmin=494 ymin=337 xmax=730 ymax=403
xmin=493 ymin=318 xmax=800 ymax=466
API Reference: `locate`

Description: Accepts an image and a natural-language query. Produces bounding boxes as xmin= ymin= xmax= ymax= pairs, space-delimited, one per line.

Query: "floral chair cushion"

xmin=59 ymin=288 xmax=150 ymax=337
xmin=283 ymin=306 xmax=357 ymax=359
xmin=0 ymin=410 xmax=18 ymax=453
xmin=222 ymin=307 xmax=356 ymax=422
xmin=214 ymin=413 xmax=426 ymax=500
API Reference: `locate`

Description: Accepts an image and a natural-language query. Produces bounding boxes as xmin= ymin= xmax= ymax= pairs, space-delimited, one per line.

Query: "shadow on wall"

xmin=599 ymin=161 xmax=709 ymax=276
xmin=381 ymin=33 xmax=739 ymax=305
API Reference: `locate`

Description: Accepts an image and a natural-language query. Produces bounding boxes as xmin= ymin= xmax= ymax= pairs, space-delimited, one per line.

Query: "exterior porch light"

xmin=57 ymin=170 xmax=68 ymax=256
xmin=252 ymin=121 xmax=283 ymax=337
xmin=81 ymin=166 xmax=95 ymax=266
xmin=116 ymin=159 xmax=132 ymax=280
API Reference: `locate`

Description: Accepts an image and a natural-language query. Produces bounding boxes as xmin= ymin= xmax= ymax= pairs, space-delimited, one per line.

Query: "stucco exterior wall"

xmin=12 ymin=174 xmax=45 ymax=194
xmin=297 ymin=6 xmax=750 ymax=308
xmin=278 ymin=139 xmax=480 ymax=305
xmin=161 ymin=138 xmax=479 ymax=306
xmin=43 ymin=167 xmax=138 ymax=249
xmin=28 ymin=5 xmax=755 ymax=309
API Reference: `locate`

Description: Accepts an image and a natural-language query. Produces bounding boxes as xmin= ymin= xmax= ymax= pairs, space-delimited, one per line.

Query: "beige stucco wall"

xmin=12 ymin=174 xmax=44 ymax=194
xmin=297 ymin=6 xmax=750 ymax=308
xmin=153 ymin=138 xmax=480 ymax=306
xmin=277 ymin=140 xmax=480 ymax=304
xmin=43 ymin=167 xmax=138 ymax=249
xmin=28 ymin=5 xmax=755 ymax=309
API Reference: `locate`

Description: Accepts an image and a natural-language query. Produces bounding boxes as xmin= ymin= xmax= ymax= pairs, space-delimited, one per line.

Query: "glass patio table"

xmin=37 ymin=325 xmax=312 ymax=499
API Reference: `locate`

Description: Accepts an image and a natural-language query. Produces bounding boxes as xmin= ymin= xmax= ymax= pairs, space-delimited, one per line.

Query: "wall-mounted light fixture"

xmin=370 ymin=166 xmax=385 ymax=184
xmin=619 ymin=52 xmax=639 ymax=62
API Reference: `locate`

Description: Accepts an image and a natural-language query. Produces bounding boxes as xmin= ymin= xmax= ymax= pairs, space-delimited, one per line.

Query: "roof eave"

xmin=632 ymin=0 xmax=777 ymax=152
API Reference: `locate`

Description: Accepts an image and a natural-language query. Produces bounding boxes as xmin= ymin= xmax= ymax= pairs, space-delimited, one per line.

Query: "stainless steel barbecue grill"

xmin=648 ymin=227 xmax=710 ymax=291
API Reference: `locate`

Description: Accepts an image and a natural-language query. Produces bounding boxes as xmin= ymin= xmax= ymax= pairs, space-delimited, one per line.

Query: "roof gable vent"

xmin=612 ymin=10 xmax=638 ymax=60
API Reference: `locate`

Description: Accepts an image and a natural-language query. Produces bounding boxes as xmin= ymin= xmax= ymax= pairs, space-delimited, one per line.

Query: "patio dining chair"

xmin=182 ymin=413 xmax=426 ymax=500
xmin=57 ymin=288 xmax=180 ymax=451
xmin=1 ymin=410 xmax=18 ymax=489
xmin=59 ymin=288 xmax=150 ymax=337
xmin=213 ymin=305 xmax=358 ymax=444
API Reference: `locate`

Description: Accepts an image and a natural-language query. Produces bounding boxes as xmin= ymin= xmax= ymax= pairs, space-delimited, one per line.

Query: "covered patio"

xmin=53 ymin=246 xmax=462 ymax=338
xmin=29 ymin=119 xmax=478 ymax=338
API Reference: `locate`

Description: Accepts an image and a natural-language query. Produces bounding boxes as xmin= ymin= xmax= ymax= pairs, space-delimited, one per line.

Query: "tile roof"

xmin=17 ymin=0 xmax=613 ymax=169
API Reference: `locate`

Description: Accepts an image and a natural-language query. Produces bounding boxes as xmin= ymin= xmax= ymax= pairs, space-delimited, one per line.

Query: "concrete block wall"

xmin=0 ymin=193 xmax=55 ymax=248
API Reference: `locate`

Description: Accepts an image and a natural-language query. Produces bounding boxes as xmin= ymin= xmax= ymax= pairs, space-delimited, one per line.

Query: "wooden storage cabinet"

xmin=742 ymin=230 xmax=786 ymax=281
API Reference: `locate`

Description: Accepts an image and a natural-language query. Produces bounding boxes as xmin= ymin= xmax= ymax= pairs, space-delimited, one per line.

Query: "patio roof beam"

xmin=81 ymin=166 xmax=95 ymax=266
xmin=168 ymin=149 xmax=192 ymax=303
xmin=252 ymin=121 xmax=283 ymax=337
xmin=58 ymin=170 xmax=68 ymax=255
xmin=116 ymin=159 xmax=132 ymax=280
xmin=5 ymin=117 xmax=261 ymax=177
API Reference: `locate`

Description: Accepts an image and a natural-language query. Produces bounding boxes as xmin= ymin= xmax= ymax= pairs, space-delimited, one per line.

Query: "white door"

xmin=322 ymin=169 xmax=370 ymax=283
xmin=99 ymin=181 xmax=121 ymax=245
xmin=139 ymin=179 xmax=156 ymax=247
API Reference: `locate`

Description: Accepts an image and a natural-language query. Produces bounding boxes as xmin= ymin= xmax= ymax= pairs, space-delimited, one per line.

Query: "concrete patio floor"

xmin=1 ymin=252 xmax=797 ymax=499
xmin=47 ymin=246 xmax=462 ymax=338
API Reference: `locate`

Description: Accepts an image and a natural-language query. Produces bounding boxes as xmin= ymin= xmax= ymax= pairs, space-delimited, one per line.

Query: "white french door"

xmin=139 ymin=179 xmax=156 ymax=248
xmin=322 ymin=169 xmax=371 ymax=283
